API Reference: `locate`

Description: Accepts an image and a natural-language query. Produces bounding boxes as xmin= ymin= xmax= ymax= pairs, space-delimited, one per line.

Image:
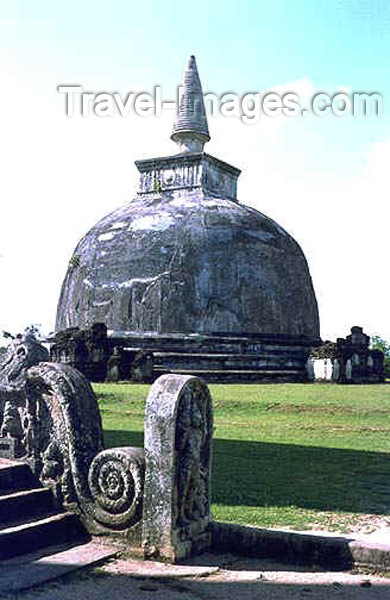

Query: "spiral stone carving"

xmin=88 ymin=446 xmax=145 ymax=530
xmin=1 ymin=353 xmax=145 ymax=537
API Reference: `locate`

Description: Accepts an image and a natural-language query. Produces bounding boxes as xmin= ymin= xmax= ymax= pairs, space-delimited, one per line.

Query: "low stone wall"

xmin=211 ymin=522 xmax=390 ymax=570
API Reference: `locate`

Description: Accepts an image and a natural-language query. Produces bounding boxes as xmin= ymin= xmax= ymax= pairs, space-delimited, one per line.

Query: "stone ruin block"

xmin=333 ymin=326 xmax=384 ymax=384
xmin=142 ymin=374 xmax=213 ymax=562
xmin=50 ymin=323 xmax=108 ymax=382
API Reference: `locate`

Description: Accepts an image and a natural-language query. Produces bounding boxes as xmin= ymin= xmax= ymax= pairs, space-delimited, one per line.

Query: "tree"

xmin=371 ymin=334 xmax=390 ymax=378
xmin=0 ymin=332 xmax=11 ymax=362
xmin=371 ymin=334 xmax=390 ymax=356
xmin=310 ymin=340 xmax=336 ymax=359
xmin=0 ymin=325 xmax=44 ymax=363
xmin=24 ymin=324 xmax=42 ymax=339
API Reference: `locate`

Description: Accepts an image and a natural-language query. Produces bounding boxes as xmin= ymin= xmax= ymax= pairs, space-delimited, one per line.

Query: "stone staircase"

xmin=0 ymin=458 xmax=89 ymax=560
xmin=152 ymin=351 xmax=307 ymax=382
xmin=113 ymin=332 xmax=312 ymax=383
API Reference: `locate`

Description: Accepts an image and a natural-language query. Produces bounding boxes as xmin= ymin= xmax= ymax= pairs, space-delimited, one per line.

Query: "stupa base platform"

xmin=153 ymin=367 xmax=307 ymax=383
xmin=50 ymin=327 xmax=320 ymax=384
xmin=109 ymin=331 xmax=318 ymax=383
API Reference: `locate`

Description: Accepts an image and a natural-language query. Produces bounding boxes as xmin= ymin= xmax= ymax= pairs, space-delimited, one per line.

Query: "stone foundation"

xmin=50 ymin=325 xmax=319 ymax=383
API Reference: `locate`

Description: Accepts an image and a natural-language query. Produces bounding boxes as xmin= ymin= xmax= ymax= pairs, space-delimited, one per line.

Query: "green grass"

xmin=93 ymin=382 xmax=390 ymax=533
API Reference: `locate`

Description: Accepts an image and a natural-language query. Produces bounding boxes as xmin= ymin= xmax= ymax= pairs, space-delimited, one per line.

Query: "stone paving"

xmin=1 ymin=549 xmax=390 ymax=600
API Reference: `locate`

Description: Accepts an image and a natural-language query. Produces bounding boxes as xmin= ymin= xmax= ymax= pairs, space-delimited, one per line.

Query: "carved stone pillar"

xmin=142 ymin=374 xmax=213 ymax=562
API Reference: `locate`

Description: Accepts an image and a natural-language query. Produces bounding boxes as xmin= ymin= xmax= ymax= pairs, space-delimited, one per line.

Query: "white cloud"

xmin=273 ymin=76 xmax=315 ymax=104
xmin=363 ymin=139 xmax=390 ymax=180
xmin=337 ymin=85 xmax=352 ymax=94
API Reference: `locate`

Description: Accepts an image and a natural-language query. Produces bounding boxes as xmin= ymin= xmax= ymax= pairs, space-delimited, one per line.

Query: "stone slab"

xmin=212 ymin=522 xmax=390 ymax=570
xmin=143 ymin=374 xmax=213 ymax=562
xmin=0 ymin=540 xmax=118 ymax=594
xmin=350 ymin=540 xmax=390 ymax=570
xmin=3 ymin=549 xmax=390 ymax=600
xmin=104 ymin=557 xmax=220 ymax=578
xmin=0 ymin=537 xmax=390 ymax=598
xmin=0 ymin=457 xmax=20 ymax=469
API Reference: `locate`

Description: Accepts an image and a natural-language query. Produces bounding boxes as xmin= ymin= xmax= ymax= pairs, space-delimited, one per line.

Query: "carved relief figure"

xmin=143 ymin=374 xmax=213 ymax=562
xmin=0 ymin=334 xmax=49 ymax=455
xmin=175 ymin=384 xmax=209 ymax=525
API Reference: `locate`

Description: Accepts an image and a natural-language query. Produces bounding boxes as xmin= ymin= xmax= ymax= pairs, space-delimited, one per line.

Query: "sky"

xmin=0 ymin=0 xmax=389 ymax=343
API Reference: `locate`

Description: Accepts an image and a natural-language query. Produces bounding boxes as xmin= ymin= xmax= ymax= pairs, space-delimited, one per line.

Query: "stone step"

xmin=0 ymin=462 xmax=38 ymax=495
xmin=0 ymin=459 xmax=90 ymax=561
xmin=0 ymin=540 xmax=118 ymax=595
xmin=153 ymin=355 xmax=304 ymax=371
xmin=153 ymin=351 xmax=300 ymax=358
xmin=0 ymin=512 xmax=89 ymax=560
xmin=153 ymin=367 xmax=306 ymax=383
xmin=0 ymin=487 xmax=58 ymax=527
xmin=112 ymin=332 xmax=313 ymax=354
xmin=134 ymin=346 xmax=306 ymax=356
xmin=154 ymin=367 xmax=304 ymax=374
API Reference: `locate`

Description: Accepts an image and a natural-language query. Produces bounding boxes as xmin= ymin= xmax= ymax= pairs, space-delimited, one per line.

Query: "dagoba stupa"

xmin=54 ymin=57 xmax=320 ymax=382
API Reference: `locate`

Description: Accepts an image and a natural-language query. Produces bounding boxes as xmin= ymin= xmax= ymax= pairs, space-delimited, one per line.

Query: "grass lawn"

xmin=93 ymin=382 xmax=390 ymax=533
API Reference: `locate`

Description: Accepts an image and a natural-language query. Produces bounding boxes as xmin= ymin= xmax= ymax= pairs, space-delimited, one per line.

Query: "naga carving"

xmin=0 ymin=334 xmax=144 ymax=533
xmin=1 ymin=335 xmax=215 ymax=561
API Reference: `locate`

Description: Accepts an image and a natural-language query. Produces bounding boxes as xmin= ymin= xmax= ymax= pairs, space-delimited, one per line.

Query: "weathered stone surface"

xmin=0 ymin=335 xmax=145 ymax=534
xmin=56 ymin=188 xmax=320 ymax=339
xmin=0 ymin=540 xmax=118 ymax=595
xmin=333 ymin=326 xmax=384 ymax=384
xmin=25 ymin=362 xmax=105 ymax=503
xmin=26 ymin=364 xmax=145 ymax=533
xmin=171 ymin=55 xmax=210 ymax=154
xmin=88 ymin=446 xmax=145 ymax=531
xmin=0 ymin=334 xmax=49 ymax=393
xmin=0 ymin=458 xmax=89 ymax=561
xmin=106 ymin=346 xmax=127 ymax=382
xmin=50 ymin=323 xmax=108 ymax=382
xmin=0 ymin=436 xmax=18 ymax=459
xmin=52 ymin=326 xmax=315 ymax=384
xmin=0 ymin=334 xmax=50 ymax=458
xmin=143 ymin=374 xmax=213 ymax=562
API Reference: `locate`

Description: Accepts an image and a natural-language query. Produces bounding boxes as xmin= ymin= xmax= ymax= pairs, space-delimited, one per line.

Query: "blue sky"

xmin=0 ymin=0 xmax=389 ymax=341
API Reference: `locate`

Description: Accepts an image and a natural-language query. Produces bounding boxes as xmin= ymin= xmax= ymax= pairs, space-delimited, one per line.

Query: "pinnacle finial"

xmin=171 ymin=56 xmax=210 ymax=153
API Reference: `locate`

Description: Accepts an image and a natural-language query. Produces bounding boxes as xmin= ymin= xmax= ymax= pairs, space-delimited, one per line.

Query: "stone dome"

xmin=55 ymin=57 xmax=320 ymax=343
xmin=56 ymin=186 xmax=319 ymax=339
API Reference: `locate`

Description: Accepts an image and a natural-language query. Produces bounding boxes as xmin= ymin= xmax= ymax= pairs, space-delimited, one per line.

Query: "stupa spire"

xmin=171 ymin=56 xmax=210 ymax=153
